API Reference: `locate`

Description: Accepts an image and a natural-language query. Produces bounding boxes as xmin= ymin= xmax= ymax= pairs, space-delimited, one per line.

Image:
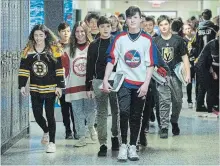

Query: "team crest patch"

xmin=162 ymin=47 xmax=174 ymax=63
xmin=124 ymin=50 xmax=141 ymax=68
xmin=73 ymin=57 xmax=87 ymax=77
xmin=32 ymin=61 xmax=48 ymax=77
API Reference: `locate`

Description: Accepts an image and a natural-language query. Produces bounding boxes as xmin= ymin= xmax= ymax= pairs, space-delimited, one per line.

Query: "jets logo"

xmin=124 ymin=50 xmax=141 ymax=68
xmin=162 ymin=47 xmax=174 ymax=63
xmin=73 ymin=57 xmax=87 ymax=77
xmin=32 ymin=61 xmax=48 ymax=77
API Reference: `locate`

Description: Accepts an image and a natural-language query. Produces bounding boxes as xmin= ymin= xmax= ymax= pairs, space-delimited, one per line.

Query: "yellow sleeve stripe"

xmin=18 ymin=74 xmax=29 ymax=77
xmin=19 ymin=69 xmax=30 ymax=72
xmin=56 ymin=72 xmax=64 ymax=75
xmin=56 ymin=69 xmax=64 ymax=72
xmin=56 ymin=74 xmax=64 ymax=77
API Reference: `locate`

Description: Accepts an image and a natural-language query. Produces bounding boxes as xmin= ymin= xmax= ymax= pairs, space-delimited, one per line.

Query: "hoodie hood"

xmin=198 ymin=20 xmax=215 ymax=30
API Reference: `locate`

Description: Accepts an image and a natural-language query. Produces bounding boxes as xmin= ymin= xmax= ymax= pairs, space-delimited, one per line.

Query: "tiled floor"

xmin=1 ymin=92 xmax=219 ymax=165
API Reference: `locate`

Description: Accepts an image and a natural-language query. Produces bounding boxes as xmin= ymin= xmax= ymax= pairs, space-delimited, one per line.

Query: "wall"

xmin=1 ymin=0 xmax=30 ymax=154
xmin=76 ymin=0 xmax=219 ymax=22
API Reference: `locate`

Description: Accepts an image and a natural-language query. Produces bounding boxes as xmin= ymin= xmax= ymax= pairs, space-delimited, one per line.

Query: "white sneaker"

xmin=207 ymin=113 xmax=219 ymax=118
xmin=188 ymin=103 xmax=193 ymax=108
xmin=74 ymin=137 xmax=87 ymax=147
xmin=117 ymin=144 xmax=128 ymax=161
xmin=128 ymin=145 xmax=139 ymax=161
xmin=41 ymin=132 xmax=49 ymax=145
xmin=46 ymin=142 xmax=56 ymax=153
xmin=88 ymin=126 xmax=98 ymax=141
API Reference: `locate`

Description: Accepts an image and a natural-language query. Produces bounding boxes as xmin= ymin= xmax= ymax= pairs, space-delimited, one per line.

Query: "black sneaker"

xmin=160 ymin=128 xmax=168 ymax=139
xmin=65 ymin=131 xmax=73 ymax=139
xmin=111 ymin=137 xmax=119 ymax=151
xmin=139 ymin=131 xmax=147 ymax=146
xmin=196 ymin=105 xmax=208 ymax=112
xmin=98 ymin=144 xmax=107 ymax=157
xmin=171 ymin=123 xmax=180 ymax=135
xmin=73 ymin=132 xmax=79 ymax=140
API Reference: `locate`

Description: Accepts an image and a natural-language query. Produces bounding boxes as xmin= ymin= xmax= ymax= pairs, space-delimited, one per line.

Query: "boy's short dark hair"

xmin=202 ymin=9 xmax=212 ymax=20
xmin=118 ymin=13 xmax=126 ymax=20
xmin=157 ymin=15 xmax=171 ymax=25
xmin=145 ymin=16 xmax=156 ymax=25
xmin=58 ymin=22 xmax=70 ymax=32
xmin=97 ymin=16 xmax=111 ymax=27
xmin=125 ymin=6 xmax=141 ymax=18
xmin=86 ymin=12 xmax=100 ymax=23
xmin=141 ymin=14 xmax=147 ymax=20
xmin=171 ymin=19 xmax=183 ymax=33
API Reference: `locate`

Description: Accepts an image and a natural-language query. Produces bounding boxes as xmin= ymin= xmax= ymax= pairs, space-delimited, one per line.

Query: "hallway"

xmin=1 ymin=96 xmax=219 ymax=165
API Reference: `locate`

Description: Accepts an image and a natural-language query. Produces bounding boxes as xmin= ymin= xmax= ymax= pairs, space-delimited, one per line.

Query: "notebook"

xmin=99 ymin=72 xmax=125 ymax=92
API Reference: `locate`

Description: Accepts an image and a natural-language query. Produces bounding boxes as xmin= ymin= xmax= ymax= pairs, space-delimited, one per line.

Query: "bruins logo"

xmin=162 ymin=47 xmax=174 ymax=63
xmin=32 ymin=61 xmax=48 ymax=77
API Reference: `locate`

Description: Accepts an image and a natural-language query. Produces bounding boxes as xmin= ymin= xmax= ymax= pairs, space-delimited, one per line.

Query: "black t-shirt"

xmin=154 ymin=34 xmax=187 ymax=74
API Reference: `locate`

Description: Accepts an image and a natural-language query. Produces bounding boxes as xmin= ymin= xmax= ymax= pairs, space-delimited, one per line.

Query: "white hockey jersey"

xmin=107 ymin=30 xmax=157 ymax=87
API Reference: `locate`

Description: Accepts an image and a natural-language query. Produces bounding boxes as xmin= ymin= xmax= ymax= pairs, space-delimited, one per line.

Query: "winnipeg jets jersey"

xmin=107 ymin=30 xmax=157 ymax=87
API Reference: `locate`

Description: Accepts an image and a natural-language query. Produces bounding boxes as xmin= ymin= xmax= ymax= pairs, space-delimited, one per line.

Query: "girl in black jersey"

xmin=19 ymin=25 xmax=65 ymax=153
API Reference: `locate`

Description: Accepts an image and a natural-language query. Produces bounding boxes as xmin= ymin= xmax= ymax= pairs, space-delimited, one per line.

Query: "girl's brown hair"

xmin=69 ymin=21 xmax=91 ymax=58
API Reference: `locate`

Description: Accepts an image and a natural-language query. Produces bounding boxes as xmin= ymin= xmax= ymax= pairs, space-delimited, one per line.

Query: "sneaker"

xmin=88 ymin=126 xmax=98 ymax=141
xmin=212 ymin=106 xmax=219 ymax=115
xmin=128 ymin=145 xmax=139 ymax=161
xmin=139 ymin=131 xmax=147 ymax=146
xmin=46 ymin=142 xmax=56 ymax=153
xmin=207 ymin=112 xmax=219 ymax=118
xmin=171 ymin=123 xmax=180 ymax=135
xmin=73 ymin=132 xmax=79 ymax=140
xmin=196 ymin=105 xmax=208 ymax=112
xmin=111 ymin=137 xmax=119 ymax=151
xmin=41 ymin=132 xmax=49 ymax=144
xmin=160 ymin=128 xmax=168 ymax=139
xmin=117 ymin=144 xmax=128 ymax=161
xmin=188 ymin=102 xmax=193 ymax=108
xmin=65 ymin=131 xmax=73 ymax=139
xmin=98 ymin=144 xmax=107 ymax=157
xmin=74 ymin=137 xmax=87 ymax=147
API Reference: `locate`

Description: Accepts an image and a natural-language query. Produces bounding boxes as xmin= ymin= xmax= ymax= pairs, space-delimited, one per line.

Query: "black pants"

xmin=59 ymin=94 xmax=76 ymax=133
xmin=141 ymin=89 xmax=153 ymax=133
xmin=195 ymin=72 xmax=207 ymax=108
xmin=196 ymin=83 xmax=207 ymax=108
xmin=31 ymin=95 xmax=56 ymax=143
xmin=207 ymin=79 xmax=219 ymax=112
xmin=117 ymin=85 xmax=145 ymax=145
xmin=186 ymin=67 xmax=195 ymax=103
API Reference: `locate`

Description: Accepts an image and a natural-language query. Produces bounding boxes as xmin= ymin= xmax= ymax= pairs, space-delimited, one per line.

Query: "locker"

xmin=11 ymin=51 xmax=20 ymax=136
xmin=1 ymin=51 xmax=8 ymax=144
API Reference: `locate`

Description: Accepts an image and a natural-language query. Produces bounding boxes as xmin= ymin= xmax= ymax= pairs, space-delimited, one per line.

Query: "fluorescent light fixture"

xmin=148 ymin=0 xmax=166 ymax=4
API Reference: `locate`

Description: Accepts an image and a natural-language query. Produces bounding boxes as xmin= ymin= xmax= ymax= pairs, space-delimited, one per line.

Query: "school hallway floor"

xmin=1 ymin=90 xmax=220 ymax=165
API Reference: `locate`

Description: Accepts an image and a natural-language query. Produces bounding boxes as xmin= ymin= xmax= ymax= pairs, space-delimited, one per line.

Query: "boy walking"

xmin=103 ymin=6 xmax=157 ymax=161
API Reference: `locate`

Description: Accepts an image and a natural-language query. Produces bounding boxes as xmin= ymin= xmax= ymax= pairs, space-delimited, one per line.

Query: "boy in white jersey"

xmin=102 ymin=6 xmax=157 ymax=161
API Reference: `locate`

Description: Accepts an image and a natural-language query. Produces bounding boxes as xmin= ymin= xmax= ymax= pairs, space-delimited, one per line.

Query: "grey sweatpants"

xmin=71 ymin=98 xmax=96 ymax=137
xmin=157 ymin=75 xmax=183 ymax=129
xmin=92 ymin=79 xmax=119 ymax=145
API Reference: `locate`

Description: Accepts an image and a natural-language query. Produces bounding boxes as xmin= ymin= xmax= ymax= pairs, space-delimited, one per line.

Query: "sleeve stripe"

xmin=18 ymin=74 xmax=29 ymax=77
xmin=109 ymin=32 xmax=127 ymax=64
xmin=19 ymin=69 xmax=30 ymax=72
xmin=141 ymin=33 xmax=154 ymax=66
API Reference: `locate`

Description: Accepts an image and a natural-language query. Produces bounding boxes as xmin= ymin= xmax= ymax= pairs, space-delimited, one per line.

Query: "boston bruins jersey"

xmin=18 ymin=48 xmax=65 ymax=96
